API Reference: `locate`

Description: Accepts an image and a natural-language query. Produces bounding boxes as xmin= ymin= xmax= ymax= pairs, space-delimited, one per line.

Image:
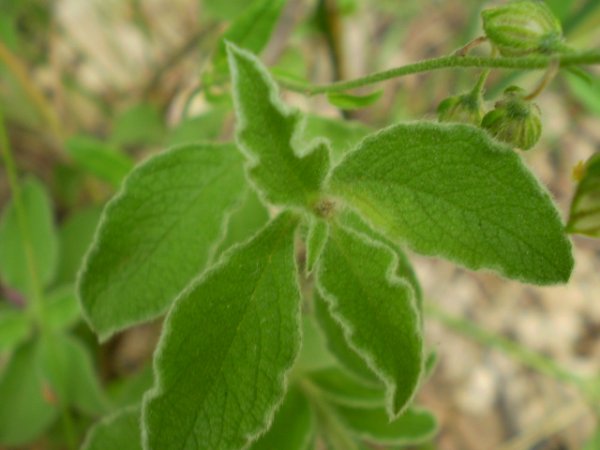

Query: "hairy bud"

xmin=437 ymin=93 xmax=484 ymax=126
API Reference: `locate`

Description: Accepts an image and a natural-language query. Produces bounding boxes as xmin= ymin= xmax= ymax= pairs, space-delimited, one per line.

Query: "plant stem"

xmin=0 ymin=107 xmax=46 ymax=331
xmin=276 ymin=49 xmax=600 ymax=95
xmin=424 ymin=301 xmax=586 ymax=390
xmin=0 ymin=40 xmax=64 ymax=144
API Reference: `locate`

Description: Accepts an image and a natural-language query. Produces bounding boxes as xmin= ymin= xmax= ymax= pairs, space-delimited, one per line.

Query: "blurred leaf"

xmin=294 ymin=315 xmax=336 ymax=374
xmin=270 ymin=46 xmax=308 ymax=81
xmin=336 ymin=405 xmax=437 ymax=446
xmin=166 ymin=108 xmax=228 ymax=146
xmin=0 ymin=177 xmax=58 ymax=296
xmin=202 ymin=0 xmax=253 ymax=20
xmin=583 ymin=428 xmax=600 ymax=450
xmin=309 ymin=366 xmax=385 ymax=408
xmin=0 ymin=340 xmax=58 ymax=446
xmin=107 ymin=365 xmax=153 ymax=409
xmin=0 ymin=308 xmax=30 ymax=353
xmin=299 ymin=114 xmax=371 ymax=163
xmin=567 ymin=153 xmax=600 ymax=237
xmin=566 ymin=72 xmax=600 ymax=116
xmin=55 ymin=206 xmax=103 ymax=286
xmin=544 ymin=0 xmax=573 ymax=20
xmin=65 ymin=136 xmax=134 ymax=187
xmin=44 ymin=285 xmax=80 ymax=332
xmin=327 ymin=90 xmax=383 ymax=110
xmin=111 ymin=103 xmax=165 ymax=147
xmin=82 ymin=406 xmax=142 ymax=450
xmin=306 ymin=217 xmax=328 ymax=274
xmin=250 ymin=384 xmax=314 ymax=450
xmin=39 ymin=333 xmax=109 ymax=416
xmin=212 ymin=0 xmax=287 ymax=75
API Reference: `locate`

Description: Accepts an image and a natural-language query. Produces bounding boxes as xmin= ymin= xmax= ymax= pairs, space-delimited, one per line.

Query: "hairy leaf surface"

xmin=317 ymin=223 xmax=423 ymax=417
xmin=330 ymin=122 xmax=573 ymax=284
xmin=228 ymin=44 xmax=330 ymax=207
xmin=78 ymin=143 xmax=246 ymax=339
xmin=143 ymin=212 xmax=301 ymax=450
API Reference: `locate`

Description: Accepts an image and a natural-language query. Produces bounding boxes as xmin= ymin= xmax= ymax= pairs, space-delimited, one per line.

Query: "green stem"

xmin=299 ymin=379 xmax=359 ymax=450
xmin=276 ymin=49 xmax=600 ymax=95
xmin=471 ymin=69 xmax=490 ymax=97
xmin=0 ymin=107 xmax=46 ymax=331
xmin=424 ymin=301 xmax=586 ymax=390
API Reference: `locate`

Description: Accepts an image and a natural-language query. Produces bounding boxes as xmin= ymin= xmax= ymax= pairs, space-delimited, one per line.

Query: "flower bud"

xmin=437 ymin=93 xmax=484 ymax=126
xmin=482 ymin=86 xmax=542 ymax=150
xmin=481 ymin=0 xmax=564 ymax=56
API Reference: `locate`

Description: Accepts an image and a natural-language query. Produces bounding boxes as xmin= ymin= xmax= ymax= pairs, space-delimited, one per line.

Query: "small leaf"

xmin=166 ymin=108 xmax=228 ymax=146
xmin=228 ymin=44 xmax=331 ymax=207
xmin=55 ymin=206 xmax=102 ymax=286
xmin=314 ymin=290 xmax=378 ymax=385
xmin=250 ymin=385 xmax=314 ymax=450
xmin=211 ymin=0 xmax=287 ymax=75
xmin=567 ymin=152 xmax=600 ymax=237
xmin=0 ymin=308 xmax=30 ymax=353
xmin=82 ymin=406 xmax=142 ymax=450
xmin=316 ymin=223 xmax=423 ymax=417
xmin=567 ymin=72 xmax=600 ymax=116
xmin=111 ymin=103 xmax=165 ymax=147
xmin=294 ymin=315 xmax=336 ymax=374
xmin=309 ymin=366 xmax=385 ymax=408
xmin=299 ymin=114 xmax=371 ymax=163
xmin=0 ymin=177 xmax=58 ymax=296
xmin=0 ymin=340 xmax=58 ymax=446
xmin=306 ymin=217 xmax=328 ymax=274
xmin=44 ymin=285 xmax=80 ymax=332
xmin=336 ymin=405 xmax=437 ymax=446
xmin=143 ymin=212 xmax=302 ymax=449
xmin=108 ymin=365 xmax=153 ymax=409
xmin=330 ymin=122 xmax=573 ymax=285
xmin=65 ymin=136 xmax=134 ymax=187
xmin=212 ymin=188 xmax=270 ymax=258
xmin=327 ymin=90 xmax=383 ymax=110
xmin=78 ymin=143 xmax=247 ymax=340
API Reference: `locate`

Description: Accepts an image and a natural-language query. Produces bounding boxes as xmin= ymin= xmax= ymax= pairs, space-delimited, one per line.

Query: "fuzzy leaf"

xmin=82 ymin=406 xmax=142 ymax=450
xmin=0 ymin=177 xmax=58 ymax=297
xmin=250 ymin=385 xmax=314 ymax=450
xmin=317 ymin=223 xmax=423 ymax=417
xmin=45 ymin=285 xmax=80 ymax=332
xmin=228 ymin=44 xmax=331 ymax=207
xmin=567 ymin=152 xmax=600 ymax=237
xmin=309 ymin=366 xmax=385 ymax=407
xmin=336 ymin=405 xmax=437 ymax=446
xmin=0 ymin=341 xmax=57 ymax=446
xmin=143 ymin=212 xmax=302 ymax=449
xmin=0 ymin=308 xmax=30 ymax=353
xmin=306 ymin=217 xmax=328 ymax=274
xmin=78 ymin=143 xmax=246 ymax=340
xmin=330 ymin=122 xmax=573 ymax=285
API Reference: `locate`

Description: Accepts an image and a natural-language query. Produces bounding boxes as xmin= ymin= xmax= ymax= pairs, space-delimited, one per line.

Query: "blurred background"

xmin=0 ymin=0 xmax=599 ymax=449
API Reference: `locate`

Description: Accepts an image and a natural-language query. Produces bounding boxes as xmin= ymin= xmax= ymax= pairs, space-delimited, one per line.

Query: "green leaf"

xmin=65 ymin=136 xmax=134 ymax=187
xmin=314 ymin=290 xmax=378 ymax=385
xmin=309 ymin=366 xmax=385 ymax=408
xmin=82 ymin=406 xmax=142 ymax=450
xmin=0 ymin=340 xmax=57 ymax=446
xmin=566 ymin=72 xmax=600 ymax=116
xmin=299 ymin=114 xmax=371 ymax=163
xmin=336 ymin=405 xmax=437 ymax=446
xmin=212 ymin=0 xmax=287 ymax=75
xmin=228 ymin=44 xmax=331 ymax=207
xmin=108 ymin=365 xmax=153 ymax=409
xmin=212 ymin=188 xmax=270 ymax=257
xmin=294 ymin=315 xmax=336 ymax=374
xmin=306 ymin=217 xmax=328 ymax=274
xmin=143 ymin=212 xmax=302 ymax=449
xmin=0 ymin=308 xmax=30 ymax=353
xmin=166 ymin=108 xmax=228 ymax=146
xmin=583 ymin=427 xmax=600 ymax=450
xmin=330 ymin=122 xmax=573 ymax=285
xmin=38 ymin=333 xmax=109 ymax=415
xmin=316 ymin=223 xmax=423 ymax=417
xmin=0 ymin=177 xmax=58 ymax=296
xmin=55 ymin=206 xmax=103 ymax=286
xmin=327 ymin=90 xmax=383 ymax=110
xmin=44 ymin=285 xmax=80 ymax=332
xmin=250 ymin=385 xmax=314 ymax=450
xmin=111 ymin=103 xmax=165 ymax=147
xmin=567 ymin=153 xmax=600 ymax=237
xmin=78 ymin=143 xmax=247 ymax=340
xmin=202 ymin=0 xmax=253 ymax=20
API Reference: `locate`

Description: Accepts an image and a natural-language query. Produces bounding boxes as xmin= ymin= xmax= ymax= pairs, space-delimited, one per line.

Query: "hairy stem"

xmin=276 ymin=49 xmax=600 ymax=95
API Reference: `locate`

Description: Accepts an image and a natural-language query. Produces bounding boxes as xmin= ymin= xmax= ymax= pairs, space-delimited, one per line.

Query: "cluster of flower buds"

xmin=437 ymin=0 xmax=564 ymax=151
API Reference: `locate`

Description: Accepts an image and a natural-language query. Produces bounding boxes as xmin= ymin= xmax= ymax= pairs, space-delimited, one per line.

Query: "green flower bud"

xmin=481 ymin=0 xmax=564 ymax=56
xmin=482 ymin=86 xmax=542 ymax=150
xmin=437 ymin=93 xmax=484 ymax=126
